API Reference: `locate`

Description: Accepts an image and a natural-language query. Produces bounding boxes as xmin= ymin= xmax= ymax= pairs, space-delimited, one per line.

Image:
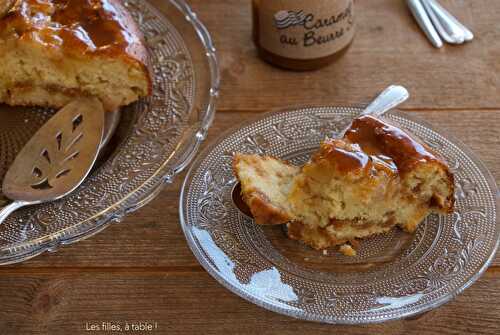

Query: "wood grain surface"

xmin=190 ymin=0 xmax=500 ymax=111
xmin=1 ymin=0 xmax=499 ymax=334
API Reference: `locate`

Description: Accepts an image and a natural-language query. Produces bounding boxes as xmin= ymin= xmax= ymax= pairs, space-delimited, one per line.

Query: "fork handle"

xmin=0 ymin=201 xmax=29 ymax=225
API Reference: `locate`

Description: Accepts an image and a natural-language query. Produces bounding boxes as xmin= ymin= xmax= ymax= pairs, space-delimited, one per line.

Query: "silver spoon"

xmin=421 ymin=0 xmax=463 ymax=44
xmin=232 ymin=85 xmax=410 ymax=219
xmin=422 ymin=0 xmax=467 ymax=44
xmin=425 ymin=0 xmax=473 ymax=42
xmin=407 ymin=0 xmax=443 ymax=48
xmin=0 ymin=97 xmax=105 ymax=224
xmin=354 ymin=85 xmax=409 ymax=120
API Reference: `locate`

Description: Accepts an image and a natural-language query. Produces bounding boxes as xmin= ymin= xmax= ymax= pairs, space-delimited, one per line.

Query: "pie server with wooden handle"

xmin=0 ymin=97 xmax=105 ymax=224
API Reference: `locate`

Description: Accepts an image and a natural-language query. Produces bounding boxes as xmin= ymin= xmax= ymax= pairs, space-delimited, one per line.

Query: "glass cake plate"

xmin=180 ymin=106 xmax=498 ymax=324
xmin=0 ymin=0 xmax=219 ymax=265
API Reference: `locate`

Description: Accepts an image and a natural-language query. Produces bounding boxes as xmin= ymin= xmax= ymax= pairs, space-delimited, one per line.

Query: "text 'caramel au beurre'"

xmin=252 ymin=0 xmax=355 ymax=71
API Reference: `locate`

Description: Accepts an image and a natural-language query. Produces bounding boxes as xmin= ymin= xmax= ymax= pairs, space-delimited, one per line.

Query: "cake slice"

xmin=0 ymin=0 xmax=152 ymax=111
xmin=233 ymin=154 xmax=300 ymax=225
xmin=233 ymin=115 xmax=455 ymax=253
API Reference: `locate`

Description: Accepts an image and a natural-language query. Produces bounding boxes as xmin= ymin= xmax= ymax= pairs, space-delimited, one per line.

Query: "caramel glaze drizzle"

xmin=313 ymin=115 xmax=439 ymax=175
xmin=0 ymin=0 xmax=137 ymax=56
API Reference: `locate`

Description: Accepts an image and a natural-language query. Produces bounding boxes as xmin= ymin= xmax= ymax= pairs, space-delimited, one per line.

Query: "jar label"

xmin=258 ymin=0 xmax=355 ymax=60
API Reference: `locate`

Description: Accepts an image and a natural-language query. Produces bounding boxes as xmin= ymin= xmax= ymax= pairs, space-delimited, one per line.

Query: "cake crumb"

xmin=339 ymin=244 xmax=357 ymax=257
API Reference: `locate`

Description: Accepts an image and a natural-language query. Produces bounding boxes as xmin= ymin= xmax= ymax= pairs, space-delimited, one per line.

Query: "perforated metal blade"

xmin=2 ymin=97 xmax=104 ymax=203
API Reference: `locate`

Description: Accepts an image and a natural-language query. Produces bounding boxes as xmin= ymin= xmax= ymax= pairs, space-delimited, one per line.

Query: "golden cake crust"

xmin=233 ymin=154 xmax=298 ymax=225
xmin=233 ymin=116 xmax=456 ymax=253
xmin=315 ymin=116 xmax=455 ymax=212
xmin=286 ymin=116 xmax=454 ymax=250
xmin=345 ymin=115 xmax=453 ymax=185
xmin=0 ymin=0 xmax=152 ymax=109
xmin=0 ymin=0 xmax=150 ymax=68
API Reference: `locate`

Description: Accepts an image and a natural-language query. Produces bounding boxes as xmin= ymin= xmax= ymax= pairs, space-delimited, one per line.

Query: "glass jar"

xmin=252 ymin=0 xmax=355 ymax=71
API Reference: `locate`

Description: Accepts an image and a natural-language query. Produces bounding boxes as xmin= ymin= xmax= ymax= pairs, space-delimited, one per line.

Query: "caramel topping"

xmin=0 ymin=0 xmax=138 ymax=56
xmin=312 ymin=116 xmax=439 ymax=176
xmin=344 ymin=115 xmax=438 ymax=174
xmin=314 ymin=139 xmax=371 ymax=173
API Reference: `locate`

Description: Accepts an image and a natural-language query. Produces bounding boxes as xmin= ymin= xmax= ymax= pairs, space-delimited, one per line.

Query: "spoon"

xmin=424 ymin=0 xmax=473 ymax=42
xmin=0 ymin=97 xmax=105 ymax=224
xmin=420 ymin=0 xmax=463 ymax=44
xmin=407 ymin=0 xmax=443 ymax=48
xmin=232 ymin=85 xmax=410 ymax=220
xmin=346 ymin=85 xmax=409 ymax=130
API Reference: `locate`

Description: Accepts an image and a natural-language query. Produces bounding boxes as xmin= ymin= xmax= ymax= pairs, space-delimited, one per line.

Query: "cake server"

xmin=0 ymin=97 xmax=104 ymax=225
xmin=231 ymin=85 xmax=410 ymax=219
xmin=102 ymin=109 xmax=121 ymax=150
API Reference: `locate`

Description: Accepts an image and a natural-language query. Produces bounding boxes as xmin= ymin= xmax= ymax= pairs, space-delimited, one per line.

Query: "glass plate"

xmin=0 ymin=0 xmax=219 ymax=265
xmin=180 ymin=107 xmax=499 ymax=324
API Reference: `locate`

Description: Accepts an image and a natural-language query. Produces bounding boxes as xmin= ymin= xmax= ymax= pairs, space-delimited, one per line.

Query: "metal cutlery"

xmin=102 ymin=109 xmax=121 ymax=150
xmin=0 ymin=97 xmax=105 ymax=225
xmin=231 ymin=85 xmax=410 ymax=220
xmin=359 ymin=85 xmax=410 ymax=117
xmin=426 ymin=0 xmax=473 ymax=42
xmin=407 ymin=0 xmax=443 ymax=48
xmin=420 ymin=0 xmax=462 ymax=44
xmin=407 ymin=0 xmax=473 ymax=48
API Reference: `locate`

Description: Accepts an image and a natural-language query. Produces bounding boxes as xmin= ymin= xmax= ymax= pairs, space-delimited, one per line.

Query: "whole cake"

xmin=0 ymin=0 xmax=152 ymax=111
xmin=233 ymin=115 xmax=455 ymax=254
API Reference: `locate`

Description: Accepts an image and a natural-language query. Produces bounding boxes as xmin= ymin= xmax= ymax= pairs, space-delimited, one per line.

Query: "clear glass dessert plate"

xmin=0 ymin=0 xmax=219 ymax=265
xmin=180 ymin=106 xmax=499 ymax=324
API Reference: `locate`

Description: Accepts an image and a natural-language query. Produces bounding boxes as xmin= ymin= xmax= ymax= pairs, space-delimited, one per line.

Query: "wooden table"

xmin=1 ymin=0 xmax=499 ymax=334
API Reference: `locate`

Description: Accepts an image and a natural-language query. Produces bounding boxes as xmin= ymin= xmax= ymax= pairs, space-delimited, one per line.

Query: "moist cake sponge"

xmin=0 ymin=0 xmax=152 ymax=111
xmin=233 ymin=154 xmax=300 ymax=226
xmin=233 ymin=116 xmax=455 ymax=252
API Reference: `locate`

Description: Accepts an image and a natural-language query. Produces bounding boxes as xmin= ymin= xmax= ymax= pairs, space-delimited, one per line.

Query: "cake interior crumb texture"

xmin=0 ymin=0 xmax=151 ymax=111
xmin=233 ymin=116 xmax=455 ymax=252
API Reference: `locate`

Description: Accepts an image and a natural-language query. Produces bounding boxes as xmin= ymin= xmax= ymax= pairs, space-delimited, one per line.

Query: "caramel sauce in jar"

xmin=252 ymin=0 xmax=355 ymax=71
